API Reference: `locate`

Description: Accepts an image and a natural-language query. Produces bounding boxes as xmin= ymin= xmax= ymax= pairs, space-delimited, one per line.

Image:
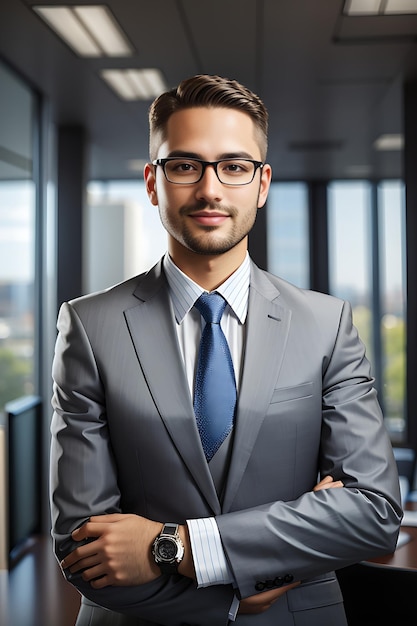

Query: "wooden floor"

xmin=1 ymin=534 xmax=81 ymax=626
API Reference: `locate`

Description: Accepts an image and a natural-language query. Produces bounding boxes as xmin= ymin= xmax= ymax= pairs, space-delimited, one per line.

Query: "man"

xmin=50 ymin=74 xmax=402 ymax=626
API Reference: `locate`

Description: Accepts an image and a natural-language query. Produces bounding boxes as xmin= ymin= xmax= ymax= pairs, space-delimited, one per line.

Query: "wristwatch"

xmin=152 ymin=522 xmax=185 ymax=575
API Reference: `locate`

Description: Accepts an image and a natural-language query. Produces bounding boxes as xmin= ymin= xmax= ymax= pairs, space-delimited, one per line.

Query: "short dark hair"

xmin=149 ymin=74 xmax=268 ymax=161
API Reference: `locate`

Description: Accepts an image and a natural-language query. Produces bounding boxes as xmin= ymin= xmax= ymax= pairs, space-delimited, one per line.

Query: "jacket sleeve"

xmin=216 ymin=299 xmax=403 ymax=600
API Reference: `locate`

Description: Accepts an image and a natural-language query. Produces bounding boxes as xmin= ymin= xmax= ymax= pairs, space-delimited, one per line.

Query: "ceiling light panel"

xmin=100 ymin=69 xmax=167 ymax=101
xmin=384 ymin=0 xmax=417 ymax=14
xmin=33 ymin=5 xmax=133 ymax=57
xmin=374 ymin=134 xmax=404 ymax=150
xmin=344 ymin=0 xmax=417 ymax=14
xmin=101 ymin=70 xmax=137 ymax=99
xmin=344 ymin=0 xmax=381 ymax=15
xmin=34 ymin=6 xmax=101 ymax=56
xmin=126 ymin=69 xmax=167 ymax=99
xmin=73 ymin=6 xmax=132 ymax=56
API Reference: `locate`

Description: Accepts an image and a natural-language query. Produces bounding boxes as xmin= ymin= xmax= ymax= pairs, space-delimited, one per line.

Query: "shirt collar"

xmin=163 ymin=252 xmax=250 ymax=325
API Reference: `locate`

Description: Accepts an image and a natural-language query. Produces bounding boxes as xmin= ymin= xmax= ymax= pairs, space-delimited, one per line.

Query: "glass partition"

xmin=328 ymin=181 xmax=406 ymax=441
xmin=0 ymin=62 xmax=38 ymax=415
xmin=378 ymin=181 xmax=406 ymax=440
xmin=266 ymin=182 xmax=309 ymax=288
xmin=86 ymin=180 xmax=166 ymax=294
xmin=328 ymin=182 xmax=373 ymax=360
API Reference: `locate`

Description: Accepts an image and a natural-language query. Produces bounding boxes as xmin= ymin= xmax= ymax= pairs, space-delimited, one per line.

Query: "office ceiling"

xmin=1 ymin=0 xmax=417 ymax=181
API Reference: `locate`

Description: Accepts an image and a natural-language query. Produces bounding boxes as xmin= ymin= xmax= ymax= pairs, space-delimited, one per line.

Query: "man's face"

xmin=145 ymin=107 xmax=271 ymax=261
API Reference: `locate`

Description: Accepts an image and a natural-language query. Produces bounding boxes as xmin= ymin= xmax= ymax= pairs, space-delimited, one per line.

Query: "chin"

xmin=183 ymin=231 xmax=247 ymax=256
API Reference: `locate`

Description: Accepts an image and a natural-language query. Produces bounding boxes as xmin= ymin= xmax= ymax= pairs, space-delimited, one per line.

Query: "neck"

xmin=168 ymin=240 xmax=247 ymax=291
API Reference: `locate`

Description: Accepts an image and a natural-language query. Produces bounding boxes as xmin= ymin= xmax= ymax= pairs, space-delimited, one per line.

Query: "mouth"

xmin=189 ymin=211 xmax=230 ymax=226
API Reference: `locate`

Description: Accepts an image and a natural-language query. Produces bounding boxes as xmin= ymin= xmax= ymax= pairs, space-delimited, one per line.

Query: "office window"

xmin=86 ymin=180 xmax=166 ymax=294
xmin=328 ymin=182 xmax=373 ymax=356
xmin=0 ymin=62 xmax=38 ymax=414
xmin=328 ymin=181 xmax=406 ymax=441
xmin=378 ymin=181 xmax=406 ymax=439
xmin=89 ymin=178 xmax=407 ymax=441
xmin=266 ymin=182 xmax=309 ymax=288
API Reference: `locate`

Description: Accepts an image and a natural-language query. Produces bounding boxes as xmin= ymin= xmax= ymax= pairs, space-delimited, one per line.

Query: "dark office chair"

xmin=393 ymin=447 xmax=417 ymax=506
xmin=336 ymin=561 xmax=417 ymax=626
xmin=393 ymin=447 xmax=416 ymax=499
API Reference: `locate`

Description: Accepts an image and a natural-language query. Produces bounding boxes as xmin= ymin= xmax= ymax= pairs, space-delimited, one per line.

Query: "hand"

xmin=238 ymin=581 xmax=300 ymax=614
xmin=313 ymin=475 xmax=344 ymax=492
xmin=61 ymin=514 xmax=163 ymax=588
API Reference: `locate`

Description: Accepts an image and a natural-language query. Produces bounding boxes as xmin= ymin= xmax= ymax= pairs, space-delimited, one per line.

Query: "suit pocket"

xmin=287 ymin=573 xmax=343 ymax=611
xmin=270 ymin=382 xmax=313 ymax=404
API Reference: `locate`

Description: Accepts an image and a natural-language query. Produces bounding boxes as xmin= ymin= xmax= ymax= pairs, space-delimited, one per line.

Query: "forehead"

xmin=157 ymin=107 xmax=262 ymax=159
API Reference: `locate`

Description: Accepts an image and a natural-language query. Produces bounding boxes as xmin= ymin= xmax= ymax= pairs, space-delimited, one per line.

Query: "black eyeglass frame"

xmin=152 ymin=157 xmax=264 ymax=186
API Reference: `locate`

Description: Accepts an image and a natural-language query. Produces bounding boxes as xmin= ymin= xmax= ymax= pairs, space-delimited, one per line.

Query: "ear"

xmin=144 ymin=162 xmax=158 ymax=206
xmin=257 ymin=163 xmax=272 ymax=209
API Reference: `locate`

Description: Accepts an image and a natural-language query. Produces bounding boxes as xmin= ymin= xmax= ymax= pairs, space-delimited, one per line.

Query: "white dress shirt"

xmin=163 ymin=253 xmax=250 ymax=619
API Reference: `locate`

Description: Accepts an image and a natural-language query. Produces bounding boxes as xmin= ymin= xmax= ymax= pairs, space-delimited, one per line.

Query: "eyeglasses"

xmin=152 ymin=157 xmax=264 ymax=186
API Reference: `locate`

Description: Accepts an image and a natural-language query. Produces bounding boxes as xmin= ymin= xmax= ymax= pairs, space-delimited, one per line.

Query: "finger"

xmin=89 ymin=513 xmax=125 ymax=523
xmin=325 ymin=480 xmax=344 ymax=488
xmin=239 ymin=581 xmax=300 ymax=614
xmin=73 ymin=514 xmax=128 ymax=539
xmin=321 ymin=475 xmax=333 ymax=483
xmin=90 ymin=574 xmax=112 ymax=589
xmin=68 ymin=554 xmax=101 ymax=574
xmin=280 ymin=581 xmax=300 ymax=594
xmin=61 ymin=541 xmax=100 ymax=569
xmin=81 ymin=564 xmax=108 ymax=583
xmin=72 ymin=522 xmax=106 ymax=541
xmin=313 ymin=476 xmax=332 ymax=491
xmin=314 ymin=479 xmax=344 ymax=491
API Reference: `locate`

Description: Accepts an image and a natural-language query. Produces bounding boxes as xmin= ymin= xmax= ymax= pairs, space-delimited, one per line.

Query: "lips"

xmin=190 ymin=211 xmax=230 ymax=226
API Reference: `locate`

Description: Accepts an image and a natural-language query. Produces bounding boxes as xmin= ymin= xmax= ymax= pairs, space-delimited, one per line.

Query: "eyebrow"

xmin=166 ymin=150 xmax=257 ymax=160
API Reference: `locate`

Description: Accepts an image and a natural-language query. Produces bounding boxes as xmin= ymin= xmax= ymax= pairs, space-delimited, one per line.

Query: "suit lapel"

xmin=222 ymin=264 xmax=292 ymax=512
xmin=124 ymin=261 xmax=221 ymax=514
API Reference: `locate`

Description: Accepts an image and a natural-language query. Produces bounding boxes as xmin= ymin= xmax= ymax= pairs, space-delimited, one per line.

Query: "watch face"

xmin=158 ymin=538 xmax=177 ymax=561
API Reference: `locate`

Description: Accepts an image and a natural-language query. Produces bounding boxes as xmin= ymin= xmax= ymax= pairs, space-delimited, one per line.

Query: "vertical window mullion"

xmin=33 ymin=91 xmax=42 ymax=395
xmin=370 ymin=182 xmax=383 ymax=406
xmin=309 ymin=181 xmax=329 ymax=294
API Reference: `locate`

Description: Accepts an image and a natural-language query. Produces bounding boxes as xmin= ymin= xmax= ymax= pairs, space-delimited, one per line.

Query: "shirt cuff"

xmin=186 ymin=517 xmax=234 ymax=587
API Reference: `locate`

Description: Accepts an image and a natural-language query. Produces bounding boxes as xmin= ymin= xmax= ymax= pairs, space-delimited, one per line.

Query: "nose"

xmin=194 ymin=163 xmax=223 ymax=203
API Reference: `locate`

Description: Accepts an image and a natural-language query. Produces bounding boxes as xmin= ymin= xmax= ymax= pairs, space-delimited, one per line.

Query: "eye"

xmin=169 ymin=159 xmax=199 ymax=173
xmin=220 ymin=160 xmax=251 ymax=174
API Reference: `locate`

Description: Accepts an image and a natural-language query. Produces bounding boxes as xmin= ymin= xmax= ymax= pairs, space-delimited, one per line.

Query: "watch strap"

xmin=162 ymin=522 xmax=178 ymax=536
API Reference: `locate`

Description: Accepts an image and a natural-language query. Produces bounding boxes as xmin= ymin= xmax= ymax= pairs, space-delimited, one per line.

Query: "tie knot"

xmin=194 ymin=292 xmax=226 ymax=324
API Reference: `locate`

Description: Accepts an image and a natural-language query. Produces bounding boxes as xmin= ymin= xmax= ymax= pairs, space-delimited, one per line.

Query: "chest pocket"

xmin=271 ymin=382 xmax=313 ymax=404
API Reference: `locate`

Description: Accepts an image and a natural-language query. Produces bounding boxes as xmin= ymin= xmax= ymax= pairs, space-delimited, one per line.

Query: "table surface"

xmin=365 ymin=502 xmax=417 ymax=570
xmin=366 ymin=526 xmax=417 ymax=570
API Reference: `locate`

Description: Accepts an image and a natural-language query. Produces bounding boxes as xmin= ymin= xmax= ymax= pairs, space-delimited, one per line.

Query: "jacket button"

xmin=273 ymin=576 xmax=284 ymax=587
xmin=284 ymin=574 xmax=294 ymax=583
xmin=255 ymin=581 xmax=266 ymax=591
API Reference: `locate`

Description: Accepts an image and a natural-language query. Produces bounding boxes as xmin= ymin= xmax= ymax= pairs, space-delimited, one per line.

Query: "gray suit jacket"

xmin=50 ymin=258 xmax=402 ymax=626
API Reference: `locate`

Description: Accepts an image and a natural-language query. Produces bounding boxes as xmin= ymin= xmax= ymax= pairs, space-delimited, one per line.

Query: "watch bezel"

xmin=152 ymin=523 xmax=184 ymax=574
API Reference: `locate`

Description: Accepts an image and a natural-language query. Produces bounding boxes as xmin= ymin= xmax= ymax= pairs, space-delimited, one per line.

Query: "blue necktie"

xmin=193 ymin=292 xmax=237 ymax=461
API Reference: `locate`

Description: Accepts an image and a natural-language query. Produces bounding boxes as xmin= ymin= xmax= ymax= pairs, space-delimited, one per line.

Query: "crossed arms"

xmin=60 ymin=476 xmax=343 ymax=616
